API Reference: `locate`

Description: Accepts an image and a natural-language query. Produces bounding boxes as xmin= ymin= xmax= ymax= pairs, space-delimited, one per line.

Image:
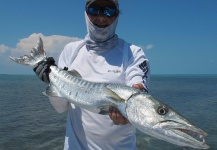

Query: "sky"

xmin=0 ymin=0 xmax=217 ymax=75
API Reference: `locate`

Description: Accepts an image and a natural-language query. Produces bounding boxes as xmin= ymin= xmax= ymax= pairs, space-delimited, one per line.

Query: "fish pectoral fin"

xmin=68 ymin=70 xmax=82 ymax=78
xmin=98 ymin=106 xmax=110 ymax=115
xmin=43 ymin=85 xmax=62 ymax=97
xmin=86 ymin=106 xmax=110 ymax=115
xmin=103 ymin=85 xmax=125 ymax=103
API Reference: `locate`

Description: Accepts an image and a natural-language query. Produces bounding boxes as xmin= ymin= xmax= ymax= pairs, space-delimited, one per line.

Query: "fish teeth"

xmin=202 ymin=138 xmax=206 ymax=145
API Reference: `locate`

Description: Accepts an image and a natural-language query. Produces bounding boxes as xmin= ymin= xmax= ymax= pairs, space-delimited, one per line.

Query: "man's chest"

xmin=69 ymin=48 xmax=125 ymax=84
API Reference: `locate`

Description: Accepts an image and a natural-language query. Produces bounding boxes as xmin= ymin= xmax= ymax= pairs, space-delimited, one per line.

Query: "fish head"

xmin=126 ymin=93 xmax=209 ymax=149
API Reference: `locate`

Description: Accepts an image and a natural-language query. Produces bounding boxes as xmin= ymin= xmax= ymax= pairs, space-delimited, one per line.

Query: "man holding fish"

xmin=33 ymin=0 xmax=150 ymax=149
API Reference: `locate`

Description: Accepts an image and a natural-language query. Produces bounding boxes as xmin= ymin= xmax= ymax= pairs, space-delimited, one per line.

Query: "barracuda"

xmin=10 ymin=38 xmax=209 ymax=149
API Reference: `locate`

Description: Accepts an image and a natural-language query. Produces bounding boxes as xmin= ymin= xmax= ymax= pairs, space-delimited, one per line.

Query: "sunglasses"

xmin=86 ymin=6 xmax=118 ymax=17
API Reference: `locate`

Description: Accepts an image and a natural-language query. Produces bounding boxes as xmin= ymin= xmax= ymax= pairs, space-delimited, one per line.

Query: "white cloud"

xmin=145 ymin=44 xmax=154 ymax=50
xmin=0 ymin=44 xmax=10 ymax=54
xmin=140 ymin=44 xmax=154 ymax=51
xmin=11 ymin=33 xmax=81 ymax=57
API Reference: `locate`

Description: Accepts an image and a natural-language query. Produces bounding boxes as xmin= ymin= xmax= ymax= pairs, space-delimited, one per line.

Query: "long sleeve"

xmin=124 ymin=44 xmax=150 ymax=92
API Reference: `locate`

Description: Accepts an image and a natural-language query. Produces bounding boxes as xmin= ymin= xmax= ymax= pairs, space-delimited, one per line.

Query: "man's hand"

xmin=109 ymin=106 xmax=129 ymax=125
xmin=109 ymin=83 xmax=144 ymax=125
xmin=132 ymin=83 xmax=144 ymax=90
xmin=33 ymin=57 xmax=56 ymax=83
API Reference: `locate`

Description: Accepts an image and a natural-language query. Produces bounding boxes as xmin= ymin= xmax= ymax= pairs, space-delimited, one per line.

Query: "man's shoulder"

xmin=60 ymin=39 xmax=85 ymax=59
xmin=119 ymin=39 xmax=142 ymax=56
xmin=119 ymin=39 xmax=141 ymax=51
xmin=128 ymin=43 xmax=141 ymax=52
xmin=65 ymin=39 xmax=85 ymax=48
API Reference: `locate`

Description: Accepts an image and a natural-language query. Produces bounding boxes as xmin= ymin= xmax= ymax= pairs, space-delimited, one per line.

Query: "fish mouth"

xmin=158 ymin=120 xmax=209 ymax=149
xmin=173 ymin=128 xmax=207 ymax=145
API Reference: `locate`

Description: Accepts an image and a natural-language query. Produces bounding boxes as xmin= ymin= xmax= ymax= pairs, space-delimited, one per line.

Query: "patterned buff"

xmin=84 ymin=12 xmax=119 ymax=51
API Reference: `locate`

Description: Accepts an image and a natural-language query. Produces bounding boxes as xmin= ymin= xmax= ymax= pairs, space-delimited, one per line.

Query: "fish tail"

xmin=10 ymin=37 xmax=47 ymax=68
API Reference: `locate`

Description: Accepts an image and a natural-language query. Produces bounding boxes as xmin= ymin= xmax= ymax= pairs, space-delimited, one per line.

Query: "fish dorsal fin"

xmin=43 ymin=85 xmax=62 ymax=98
xmin=103 ymin=85 xmax=125 ymax=103
xmin=68 ymin=70 xmax=82 ymax=78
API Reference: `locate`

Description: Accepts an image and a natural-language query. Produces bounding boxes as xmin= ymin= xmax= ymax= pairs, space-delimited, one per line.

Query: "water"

xmin=0 ymin=74 xmax=216 ymax=150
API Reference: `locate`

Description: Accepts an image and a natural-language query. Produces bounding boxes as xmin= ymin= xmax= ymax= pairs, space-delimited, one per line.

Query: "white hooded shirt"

xmin=49 ymin=39 xmax=150 ymax=150
xmin=48 ymin=12 xmax=150 ymax=150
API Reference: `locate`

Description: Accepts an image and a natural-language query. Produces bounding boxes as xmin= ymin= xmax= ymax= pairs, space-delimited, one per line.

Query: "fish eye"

xmin=157 ymin=105 xmax=168 ymax=115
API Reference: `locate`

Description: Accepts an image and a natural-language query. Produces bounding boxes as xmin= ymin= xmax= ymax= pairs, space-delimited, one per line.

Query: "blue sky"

xmin=0 ymin=0 xmax=217 ymax=75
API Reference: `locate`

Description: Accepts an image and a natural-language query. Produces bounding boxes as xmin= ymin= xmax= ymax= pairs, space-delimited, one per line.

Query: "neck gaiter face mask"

xmin=84 ymin=12 xmax=119 ymax=51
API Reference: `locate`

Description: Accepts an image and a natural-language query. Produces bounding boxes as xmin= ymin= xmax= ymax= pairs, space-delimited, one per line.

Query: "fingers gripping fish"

xmin=10 ymin=38 xmax=209 ymax=149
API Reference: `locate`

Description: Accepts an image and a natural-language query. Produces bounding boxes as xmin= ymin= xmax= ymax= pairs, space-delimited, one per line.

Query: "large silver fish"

xmin=10 ymin=38 xmax=209 ymax=149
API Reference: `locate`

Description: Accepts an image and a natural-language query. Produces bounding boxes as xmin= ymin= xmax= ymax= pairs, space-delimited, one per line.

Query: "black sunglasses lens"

xmin=87 ymin=7 xmax=117 ymax=17
xmin=104 ymin=7 xmax=116 ymax=17
xmin=87 ymin=7 xmax=100 ymax=16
